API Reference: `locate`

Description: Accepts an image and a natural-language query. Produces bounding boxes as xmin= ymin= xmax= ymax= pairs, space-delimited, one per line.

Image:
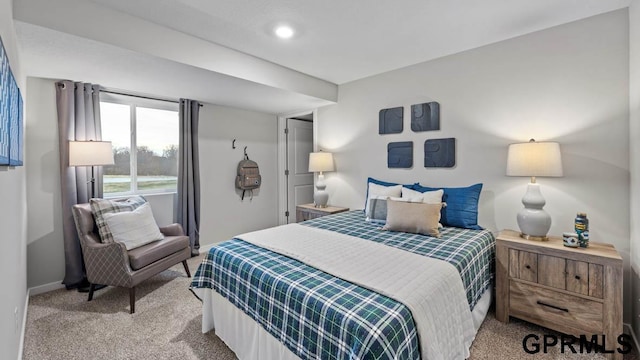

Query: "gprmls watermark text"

xmin=522 ymin=334 xmax=633 ymax=354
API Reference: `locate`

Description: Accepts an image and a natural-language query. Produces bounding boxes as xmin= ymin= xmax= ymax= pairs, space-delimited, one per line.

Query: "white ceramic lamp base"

xmin=517 ymin=183 xmax=552 ymax=241
xmin=314 ymin=172 xmax=329 ymax=208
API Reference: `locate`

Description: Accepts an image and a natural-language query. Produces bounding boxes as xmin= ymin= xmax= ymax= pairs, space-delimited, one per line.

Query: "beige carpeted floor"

xmin=23 ymin=254 xmax=638 ymax=359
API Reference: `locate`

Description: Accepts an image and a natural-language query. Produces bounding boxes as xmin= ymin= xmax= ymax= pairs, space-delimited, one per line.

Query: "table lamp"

xmin=309 ymin=151 xmax=334 ymax=208
xmin=506 ymin=139 xmax=563 ymax=241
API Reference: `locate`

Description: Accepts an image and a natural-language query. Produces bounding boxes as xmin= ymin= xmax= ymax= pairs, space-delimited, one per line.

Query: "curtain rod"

xmin=100 ymin=89 xmax=203 ymax=107
xmin=101 ymin=89 xmax=178 ymax=104
xmin=56 ymin=82 xmax=203 ymax=107
xmin=100 ymin=89 xmax=202 ymax=107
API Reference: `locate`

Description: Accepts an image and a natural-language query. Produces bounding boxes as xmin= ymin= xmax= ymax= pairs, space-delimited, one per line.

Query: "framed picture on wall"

xmin=0 ymin=35 xmax=24 ymax=166
xmin=0 ymin=36 xmax=9 ymax=165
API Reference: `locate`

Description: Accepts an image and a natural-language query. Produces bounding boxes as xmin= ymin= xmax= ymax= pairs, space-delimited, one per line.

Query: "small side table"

xmin=495 ymin=229 xmax=623 ymax=359
xmin=295 ymin=204 xmax=349 ymax=223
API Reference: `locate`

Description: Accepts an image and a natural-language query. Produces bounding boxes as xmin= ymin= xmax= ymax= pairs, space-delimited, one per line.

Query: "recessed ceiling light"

xmin=274 ymin=25 xmax=294 ymax=39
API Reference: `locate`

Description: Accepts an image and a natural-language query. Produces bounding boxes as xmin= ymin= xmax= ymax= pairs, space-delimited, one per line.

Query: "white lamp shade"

xmin=506 ymin=141 xmax=563 ymax=177
xmin=69 ymin=141 xmax=115 ymax=166
xmin=309 ymin=152 xmax=334 ymax=173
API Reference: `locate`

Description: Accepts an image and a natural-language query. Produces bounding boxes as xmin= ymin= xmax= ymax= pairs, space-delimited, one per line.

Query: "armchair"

xmin=71 ymin=203 xmax=191 ymax=314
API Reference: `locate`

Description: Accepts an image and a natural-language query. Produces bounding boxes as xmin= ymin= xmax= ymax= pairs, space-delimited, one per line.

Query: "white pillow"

xmin=365 ymin=183 xmax=402 ymax=215
xmin=102 ymin=203 xmax=164 ymax=250
xmin=402 ymin=187 xmax=444 ymax=204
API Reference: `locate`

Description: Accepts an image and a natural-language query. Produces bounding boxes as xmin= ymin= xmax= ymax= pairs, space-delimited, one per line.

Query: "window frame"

xmin=100 ymin=92 xmax=180 ymax=198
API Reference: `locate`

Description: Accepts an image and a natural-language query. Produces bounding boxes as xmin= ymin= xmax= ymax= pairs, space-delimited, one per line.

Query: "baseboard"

xmin=624 ymin=322 xmax=640 ymax=354
xmin=27 ymin=247 xmax=211 ymax=297
xmin=17 ymin=288 xmax=30 ymax=360
xmin=28 ymin=280 xmax=65 ymax=296
xmin=198 ymin=242 xmax=217 ymax=254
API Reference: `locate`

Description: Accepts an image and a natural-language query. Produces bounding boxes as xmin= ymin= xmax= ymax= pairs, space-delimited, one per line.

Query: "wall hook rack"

xmin=244 ymin=146 xmax=249 ymax=160
xmin=232 ymin=139 xmax=236 ymax=149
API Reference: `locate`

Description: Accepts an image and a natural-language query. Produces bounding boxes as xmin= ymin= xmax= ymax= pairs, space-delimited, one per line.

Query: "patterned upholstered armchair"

xmin=71 ymin=203 xmax=191 ymax=314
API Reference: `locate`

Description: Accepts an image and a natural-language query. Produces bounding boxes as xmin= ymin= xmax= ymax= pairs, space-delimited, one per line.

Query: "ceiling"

xmin=14 ymin=0 xmax=631 ymax=114
xmin=85 ymin=0 xmax=631 ymax=84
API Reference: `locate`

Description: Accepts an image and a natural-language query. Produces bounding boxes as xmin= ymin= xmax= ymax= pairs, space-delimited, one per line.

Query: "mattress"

xmin=191 ymin=211 xmax=495 ymax=359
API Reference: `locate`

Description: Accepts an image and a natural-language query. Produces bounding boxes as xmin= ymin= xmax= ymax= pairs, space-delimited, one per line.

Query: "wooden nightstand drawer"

xmin=565 ymin=259 xmax=589 ymax=295
xmin=508 ymin=247 xmax=604 ymax=297
xmin=588 ymin=263 xmax=604 ymax=298
xmin=538 ymin=254 xmax=566 ymax=290
xmin=510 ymin=281 xmax=603 ymax=335
xmin=509 ymin=249 xmax=538 ymax=282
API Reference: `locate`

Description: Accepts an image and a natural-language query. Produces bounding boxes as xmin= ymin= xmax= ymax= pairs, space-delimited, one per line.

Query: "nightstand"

xmin=295 ymin=204 xmax=349 ymax=223
xmin=496 ymin=229 xmax=623 ymax=359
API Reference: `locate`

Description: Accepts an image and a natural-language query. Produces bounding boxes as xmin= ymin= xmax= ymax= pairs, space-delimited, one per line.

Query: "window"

xmin=100 ymin=93 xmax=179 ymax=196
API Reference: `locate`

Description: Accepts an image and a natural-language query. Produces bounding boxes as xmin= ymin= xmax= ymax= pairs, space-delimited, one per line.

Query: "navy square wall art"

xmin=424 ymin=138 xmax=455 ymax=168
xmin=388 ymin=141 xmax=413 ymax=168
xmin=379 ymin=107 xmax=403 ymax=134
xmin=411 ymin=102 xmax=440 ymax=132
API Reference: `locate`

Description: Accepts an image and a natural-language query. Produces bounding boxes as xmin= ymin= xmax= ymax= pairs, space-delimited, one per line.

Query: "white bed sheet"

xmin=201 ymin=287 xmax=493 ymax=360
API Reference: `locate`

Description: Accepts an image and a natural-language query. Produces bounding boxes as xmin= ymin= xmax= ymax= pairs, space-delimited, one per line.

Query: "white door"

xmin=286 ymin=119 xmax=314 ymax=223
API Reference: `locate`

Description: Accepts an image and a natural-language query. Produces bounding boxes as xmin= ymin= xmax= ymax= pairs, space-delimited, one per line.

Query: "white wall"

xmin=25 ymin=77 xmax=65 ymax=288
xmin=629 ymin=0 xmax=640 ymax=340
xmin=198 ymin=105 xmax=279 ymax=246
xmin=318 ymin=10 xmax=631 ymax=320
xmin=25 ymin=76 xmax=279 ymax=288
xmin=0 ymin=0 xmax=28 ymax=358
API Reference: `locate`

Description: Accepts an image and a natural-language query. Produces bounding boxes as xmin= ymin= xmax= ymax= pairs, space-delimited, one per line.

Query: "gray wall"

xmin=318 ymin=10 xmax=631 ymax=320
xmin=198 ymin=104 xmax=279 ymax=245
xmin=25 ymin=77 xmax=279 ymax=289
xmin=0 ymin=0 xmax=28 ymax=358
xmin=25 ymin=77 xmax=65 ymax=289
xmin=629 ymin=0 xmax=640 ymax=341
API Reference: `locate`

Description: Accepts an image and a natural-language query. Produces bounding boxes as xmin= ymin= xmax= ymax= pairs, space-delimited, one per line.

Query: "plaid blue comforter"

xmin=191 ymin=211 xmax=495 ymax=360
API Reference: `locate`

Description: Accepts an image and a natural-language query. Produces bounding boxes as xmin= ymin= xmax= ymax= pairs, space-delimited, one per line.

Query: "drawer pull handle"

xmin=575 ymin=275 xmax=581 ymax=280
xmin=537 ymin=301 xmax=569 ymax=313
xmin=525 ymin=265 xmax=531 ymax=269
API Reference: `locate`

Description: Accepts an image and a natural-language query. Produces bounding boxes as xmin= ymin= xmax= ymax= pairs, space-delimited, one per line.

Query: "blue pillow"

xmin=412 ymin=183 xmax=483 ymax=230
xmin=364 ymin=177 xmax=418 ymax=211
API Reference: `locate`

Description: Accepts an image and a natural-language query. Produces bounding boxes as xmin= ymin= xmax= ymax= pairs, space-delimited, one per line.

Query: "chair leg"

xmin=87 ymin=283 xmax=96 ymax=301
xmin=182 ymin=260 xmax=191 ymax=278
xmin=129 ymin=287 xmax=135 ymax=314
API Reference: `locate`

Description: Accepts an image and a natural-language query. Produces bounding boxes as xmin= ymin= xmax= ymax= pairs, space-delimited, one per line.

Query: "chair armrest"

xmin=159 ymin=223 xmax=185 ymax=237
xmin=81 ymin=239 xmax=133 ymax=288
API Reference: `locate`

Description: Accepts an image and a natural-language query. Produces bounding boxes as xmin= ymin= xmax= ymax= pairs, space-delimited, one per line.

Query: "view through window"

xmin=100 ymin=96 xmax=179 ymax=196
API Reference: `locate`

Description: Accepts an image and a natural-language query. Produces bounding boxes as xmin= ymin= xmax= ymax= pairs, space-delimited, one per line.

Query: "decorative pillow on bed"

xmin=102 ymin=203 xmax=164 ymax=250
xmin=412 ymin=183 xmax=483 ymax=230
xmin=366 ymin=195 xmax=423 ymax=224
xmin=382 ymin=199 xmax=442 ymax=237
xmin=364 ymin=177 xmax=417 ymax=211
xmin=364 ymin=182 xmax=403 ymax=216
xmin=401 ymin=187 xmax=444 ymax=204
xmin=90 ymin=196 xmax=148 ymax=243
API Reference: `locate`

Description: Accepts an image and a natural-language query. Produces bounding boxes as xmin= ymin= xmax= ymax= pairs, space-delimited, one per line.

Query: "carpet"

xmin=23 ymin=253 xmax=637 ymax=359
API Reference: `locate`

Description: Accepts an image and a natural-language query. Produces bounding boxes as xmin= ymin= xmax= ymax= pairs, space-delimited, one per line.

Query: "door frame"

xmin=277 ymin=109 xmax=318 ymax=225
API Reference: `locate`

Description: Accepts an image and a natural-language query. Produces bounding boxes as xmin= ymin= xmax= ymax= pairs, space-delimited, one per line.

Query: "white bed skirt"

xmin=201 ymin=287 xmax=493 ymax=360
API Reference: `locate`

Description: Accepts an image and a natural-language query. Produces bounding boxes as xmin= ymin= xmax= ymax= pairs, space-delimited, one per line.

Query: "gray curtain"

xmin=177 ymin=99 xmax=201 ymax=256
xmin=56 ymin=81 xmax=103 ymax=289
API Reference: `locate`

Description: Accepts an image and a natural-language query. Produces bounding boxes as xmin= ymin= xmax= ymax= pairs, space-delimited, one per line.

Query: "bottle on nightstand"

xmin=574 ymin=212 xmax=589 ymax=248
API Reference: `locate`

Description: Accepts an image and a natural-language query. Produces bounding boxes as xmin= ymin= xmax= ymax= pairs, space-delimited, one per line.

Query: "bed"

xmin=191 ymin=210 xmax=495 ymax=359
